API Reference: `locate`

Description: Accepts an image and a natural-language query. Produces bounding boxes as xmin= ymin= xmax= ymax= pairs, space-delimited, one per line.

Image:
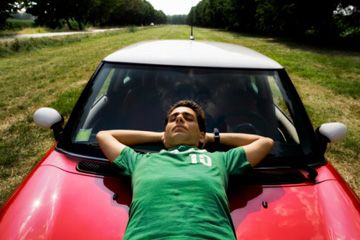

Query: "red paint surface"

xmin=1 ymin=150 xmax=359 ymax=239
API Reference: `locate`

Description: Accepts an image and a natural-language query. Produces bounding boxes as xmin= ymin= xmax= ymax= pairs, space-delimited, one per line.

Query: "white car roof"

xmin=104 ymin=40 xmax=283 ymax=69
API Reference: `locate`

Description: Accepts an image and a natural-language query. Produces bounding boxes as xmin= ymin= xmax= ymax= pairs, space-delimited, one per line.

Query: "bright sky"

xmin=147 ymin=0 xmax=201 ymax=15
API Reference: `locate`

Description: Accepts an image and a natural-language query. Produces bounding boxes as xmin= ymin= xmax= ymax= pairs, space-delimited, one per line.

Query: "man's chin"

xmin=164 ymin=133 xmax=199 ymax=148
xmin=166 ymin=139 xmax=195 ymax=148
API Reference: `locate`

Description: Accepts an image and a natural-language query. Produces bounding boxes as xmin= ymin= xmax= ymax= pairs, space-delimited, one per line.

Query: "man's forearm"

xmin=206 ymin=132 xmax=274 ymax=167
xmin=96 ymin=130 xmax=163 ymax=161
xmin=98 ymin=130 xmax=163 ymax=146
xmin=206 ymin=132 xmax=264 ymax=147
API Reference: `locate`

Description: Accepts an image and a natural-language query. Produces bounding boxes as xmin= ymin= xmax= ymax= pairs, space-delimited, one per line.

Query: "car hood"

xmin=1 ymin=150 xmax=360 ymax=239
xmin=0 ymin=149 xmax=131 ymax=240
xmin=229 ymin=178 xmax=360 ymax=239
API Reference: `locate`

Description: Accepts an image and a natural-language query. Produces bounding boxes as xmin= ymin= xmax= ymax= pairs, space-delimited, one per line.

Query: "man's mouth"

xmin=173 ymin=125 xmax=187 ymax=132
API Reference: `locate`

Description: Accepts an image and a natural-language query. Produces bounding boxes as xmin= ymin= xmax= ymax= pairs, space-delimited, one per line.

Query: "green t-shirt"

xmin=113 ymin=145 xmax=251 ymax=240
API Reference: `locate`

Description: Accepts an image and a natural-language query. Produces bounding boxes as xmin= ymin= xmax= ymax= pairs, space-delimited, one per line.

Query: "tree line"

xmin=1 ymin=0 xmax=359 ymax=45
xmin=1 ymin=0 xmax=166 ymax=30
xmin=1 ymin=1 xmax=18 ymax=28
xmin=167 ymin=15 xmax=188 ymax=25
xmin=188 ymin=0 xmax=359 ymax=43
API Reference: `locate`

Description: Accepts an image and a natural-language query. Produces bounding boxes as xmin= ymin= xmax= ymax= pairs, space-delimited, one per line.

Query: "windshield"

xmin=61 ymin=63 xmax=303 ymax=161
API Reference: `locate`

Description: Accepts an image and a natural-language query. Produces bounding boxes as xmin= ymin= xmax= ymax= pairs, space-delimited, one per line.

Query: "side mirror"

xmin=319 ymin=122 xmax=347 ymax=142
xmin=316 ymin=122 xmax=347 ymax=156
xmin=33 ymin=107 xmax=64 ymax=140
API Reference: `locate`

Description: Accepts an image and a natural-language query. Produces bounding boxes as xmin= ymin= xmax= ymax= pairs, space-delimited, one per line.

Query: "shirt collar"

xmin=161 ymin=145 xmax=207 ymax=154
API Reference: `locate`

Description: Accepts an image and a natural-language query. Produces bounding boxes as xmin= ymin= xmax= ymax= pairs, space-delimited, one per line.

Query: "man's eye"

xmin=184 ymin=115 xmax=194 ymax=121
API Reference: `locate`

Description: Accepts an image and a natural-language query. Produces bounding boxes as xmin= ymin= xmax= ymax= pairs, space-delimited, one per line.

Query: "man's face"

xmin=163 ymin=106 xmax=205 ymax=148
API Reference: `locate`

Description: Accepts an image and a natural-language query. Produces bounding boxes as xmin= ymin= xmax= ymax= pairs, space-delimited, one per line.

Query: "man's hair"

xmin=165 ymin=100 xmax=206 ymax=132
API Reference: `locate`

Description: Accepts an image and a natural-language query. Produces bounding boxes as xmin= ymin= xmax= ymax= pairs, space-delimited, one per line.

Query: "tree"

xmin=26 ymin=0 xmax=95 ymax=29
xmin=88 ymin=0 xmax=119 ymax=26
xmin=191 ymin=0 xmax=359 ymax=40
xmin=254 ymin=0 xmax=301 ymax=35
xmin=154 ymin=10 xmax=166 ymax=24
xmin=0 ymin=0 xmax=20 ymax=29
xmin=192 ymin=0 xmax=211 ymax=26
xmin=67 ymin=0 xmax=95 ymax=29
xmin=334 ymin=3 xmax=360 ymax=39
xmin=225 ymin=0 xmax=257 ymax=31
xmin=26 ymin=0 xmax=62 ymax=28
xmin=91 ymin=0 xmax=165 ymax=26
xmin=26 ymin=0 xmax=166 ymax=28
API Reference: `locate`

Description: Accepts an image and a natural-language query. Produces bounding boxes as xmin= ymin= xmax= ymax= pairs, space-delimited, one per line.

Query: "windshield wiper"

xmin=289 ymin=162 xmax=318 ymax=182
xmin=266 ymin=142 xmax=318 ymax=182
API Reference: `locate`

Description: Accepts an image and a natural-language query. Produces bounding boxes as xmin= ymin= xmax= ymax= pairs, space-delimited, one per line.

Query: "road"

xmin=0 ymin=28 xmax=120 ymax=41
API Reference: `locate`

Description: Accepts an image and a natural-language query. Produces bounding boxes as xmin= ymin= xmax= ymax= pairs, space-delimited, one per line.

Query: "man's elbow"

xmin=97 ymin=130 xmax=111 ymax=138
xmin=96 ymin=130 xmax=109 ymax=145
xmin=245 ymin=137 xmax=274 ymax=167
xmin=96 ymin=131 xmax=103 ymax=141
xmin=261 ymin=137 xmax=274 ymax=156
xmin=264 ymin=137 xmax=274 ymax=151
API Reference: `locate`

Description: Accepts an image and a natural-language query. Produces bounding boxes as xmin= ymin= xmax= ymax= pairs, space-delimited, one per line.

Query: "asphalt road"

xmin=0 ymin=28 xmax=120 ymax=41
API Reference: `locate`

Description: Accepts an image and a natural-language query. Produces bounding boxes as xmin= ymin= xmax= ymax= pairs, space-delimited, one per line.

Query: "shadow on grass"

xmin=211 ymin=29 xmax=359 ymax=100
xmin=224 ymin=29 xmax=360 ymax=55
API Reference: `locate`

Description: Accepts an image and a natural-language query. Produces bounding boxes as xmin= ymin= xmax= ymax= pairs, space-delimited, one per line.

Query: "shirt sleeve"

xmin=224 ymin=147 xmax=252 ymax=175
xmin=112 ymin=147 xmax=143 ymax=176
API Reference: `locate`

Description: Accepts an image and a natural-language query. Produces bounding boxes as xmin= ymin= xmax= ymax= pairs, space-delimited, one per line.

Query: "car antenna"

xmin=189 ymin=1 xmax=195 ymax=40
xmin=190 ymin=25 xmax=195 ymax=40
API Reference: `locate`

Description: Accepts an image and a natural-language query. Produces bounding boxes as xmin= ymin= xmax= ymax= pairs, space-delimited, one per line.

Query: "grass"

xmin=0 ymin=19 xmax=34 ymax=36
xmin=0 ymin=35 xmax=90 ymax=56
xmin=0 ymin=25 xmax=359 ymax=206
xmin=3 ymin=19 xmax=34 ymax=30
xmin=1 ymin=18 xmax=88 ymax=36
xmin=17 ymin=27 xmax=49 ymax=34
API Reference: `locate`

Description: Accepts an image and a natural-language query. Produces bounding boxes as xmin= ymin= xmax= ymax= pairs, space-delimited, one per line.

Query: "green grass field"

xmin=0 ymin=25 xmax=359 ymax=206
xmin=1 ymin=18 xmax=90 ymax=37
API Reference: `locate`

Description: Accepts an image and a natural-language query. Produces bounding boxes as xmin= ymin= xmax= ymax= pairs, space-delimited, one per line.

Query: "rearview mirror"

xmin=33 ymin=107 xmax=64 ymax=140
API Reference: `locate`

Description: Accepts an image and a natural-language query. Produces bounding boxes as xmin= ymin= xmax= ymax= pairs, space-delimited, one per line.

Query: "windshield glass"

xmin=66 ymin=63 xmax=302 ymax=159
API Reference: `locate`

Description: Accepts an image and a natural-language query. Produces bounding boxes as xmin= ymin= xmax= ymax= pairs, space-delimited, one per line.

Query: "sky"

xmin=147 ymin=0 xmax=201 ymax=15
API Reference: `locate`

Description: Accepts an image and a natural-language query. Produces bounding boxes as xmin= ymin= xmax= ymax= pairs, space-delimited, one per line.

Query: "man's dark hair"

xmin=165 ymin=100 xmax=206 ymax=132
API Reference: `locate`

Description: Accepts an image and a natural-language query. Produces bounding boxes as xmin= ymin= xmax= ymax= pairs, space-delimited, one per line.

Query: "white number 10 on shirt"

xmin=190 ymin=154 xmax=212 ymax=167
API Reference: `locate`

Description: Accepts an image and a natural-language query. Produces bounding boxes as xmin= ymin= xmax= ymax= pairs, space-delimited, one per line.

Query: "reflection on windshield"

xmin=72 ymin=64 xmax=299 ymax=148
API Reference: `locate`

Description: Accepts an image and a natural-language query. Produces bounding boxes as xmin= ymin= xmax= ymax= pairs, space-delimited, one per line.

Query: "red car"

xmin=1 ymin=40 xmax=359 ymax=239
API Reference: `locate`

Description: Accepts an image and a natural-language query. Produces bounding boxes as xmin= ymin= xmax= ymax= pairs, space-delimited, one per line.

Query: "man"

xmin=97 ymin=100 xmax=274 ymax=239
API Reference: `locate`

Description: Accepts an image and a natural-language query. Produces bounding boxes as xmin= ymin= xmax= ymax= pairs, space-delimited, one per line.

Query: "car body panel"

xmin=230 ymin=177 xmax=360 ymax=239
xmin=104 ymin=40 xmax=283 ymax=69
xmin=0 ymin=149 xmax=131 ymax=240
xmin=1 ymin=149 xmax=359 ymax=239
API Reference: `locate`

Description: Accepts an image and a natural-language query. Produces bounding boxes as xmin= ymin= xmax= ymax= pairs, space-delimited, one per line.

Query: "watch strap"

xmin=214 ymin=128 xmax=220 ymax=145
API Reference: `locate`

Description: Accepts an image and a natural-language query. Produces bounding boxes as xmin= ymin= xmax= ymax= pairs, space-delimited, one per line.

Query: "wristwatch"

xmin=214 ymin=128 xmax=220 ymax=145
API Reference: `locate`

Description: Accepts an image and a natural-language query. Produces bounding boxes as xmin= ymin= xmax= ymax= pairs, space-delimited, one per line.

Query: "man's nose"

xmin=175 ymin=114 xmax=185 ymax=123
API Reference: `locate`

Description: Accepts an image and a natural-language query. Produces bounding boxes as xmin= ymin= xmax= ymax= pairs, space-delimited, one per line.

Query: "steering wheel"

xmin=218 ymin=110 xmax=269 ymax=136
